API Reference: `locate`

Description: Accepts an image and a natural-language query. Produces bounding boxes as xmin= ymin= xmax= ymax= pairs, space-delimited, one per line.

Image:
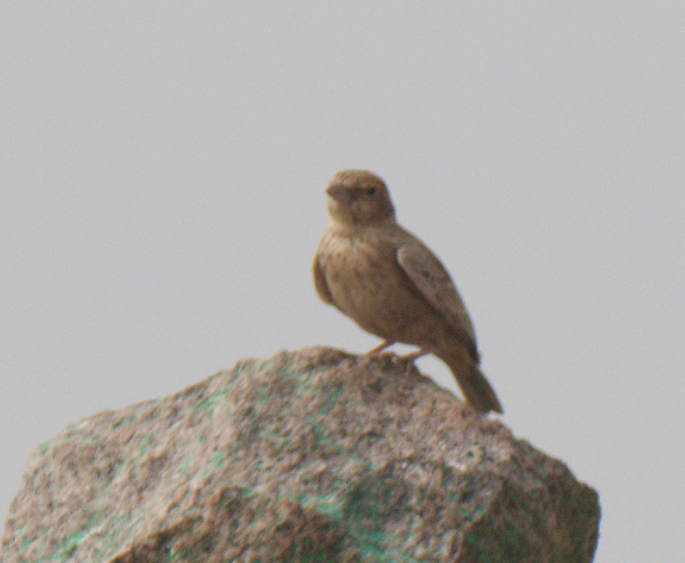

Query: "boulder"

xmin=1 ymin=347 xmax=599 ymax=562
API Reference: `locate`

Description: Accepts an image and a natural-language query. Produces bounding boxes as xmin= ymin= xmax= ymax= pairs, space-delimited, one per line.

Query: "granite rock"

xmin=1 ymin=347 xmax=600 ymax=562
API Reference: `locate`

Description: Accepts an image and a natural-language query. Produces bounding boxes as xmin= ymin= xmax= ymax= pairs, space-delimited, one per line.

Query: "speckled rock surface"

xmin=1 ymin=347 xmax=599 ymax=562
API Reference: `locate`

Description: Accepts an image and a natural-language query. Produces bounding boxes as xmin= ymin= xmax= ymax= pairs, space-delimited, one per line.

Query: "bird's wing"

xmin=312 ymin=254 xmax=335 ymax=305
xmin=397 ymin=240 xmax=479 ymax=359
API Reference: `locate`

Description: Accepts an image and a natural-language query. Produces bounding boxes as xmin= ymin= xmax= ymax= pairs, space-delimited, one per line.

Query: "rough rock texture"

xmin=1 ymin=347 xmax=599 ymax=562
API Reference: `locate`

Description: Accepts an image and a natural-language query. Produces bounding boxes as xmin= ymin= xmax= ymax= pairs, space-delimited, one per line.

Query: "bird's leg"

xmin=397 ymin=347 xmax=432 ymax=362
xmin=366 ymin=339 xmax=395 ymax=354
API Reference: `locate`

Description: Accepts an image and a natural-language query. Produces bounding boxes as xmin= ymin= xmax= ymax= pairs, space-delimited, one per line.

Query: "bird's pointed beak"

xmin=325 ymin=183 xmax=351 ymax=203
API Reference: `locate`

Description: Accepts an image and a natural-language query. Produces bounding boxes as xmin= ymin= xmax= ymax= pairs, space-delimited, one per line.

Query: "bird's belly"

xmin=320 ymin=238 xmax=445 ymax=346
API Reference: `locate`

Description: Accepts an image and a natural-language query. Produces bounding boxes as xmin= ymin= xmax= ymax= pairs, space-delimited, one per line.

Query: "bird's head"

xmin=325 ymin=169 xmax=396 ymax=226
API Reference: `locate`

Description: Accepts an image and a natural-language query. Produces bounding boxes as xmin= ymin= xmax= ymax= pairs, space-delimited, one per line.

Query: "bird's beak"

xmin=325 ymin=183 xmax=351 ymax=203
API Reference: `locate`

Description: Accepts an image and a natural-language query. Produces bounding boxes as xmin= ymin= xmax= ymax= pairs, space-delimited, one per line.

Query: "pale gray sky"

xmin=2 ymin=4 xmax=683 ymax=561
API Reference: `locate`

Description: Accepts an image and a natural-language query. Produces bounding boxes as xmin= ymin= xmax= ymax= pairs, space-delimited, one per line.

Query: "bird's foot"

xmin=366 ymin=339 xmax=395 ymax=355
xmin=396 ymin=347 xmax=432 ymax=362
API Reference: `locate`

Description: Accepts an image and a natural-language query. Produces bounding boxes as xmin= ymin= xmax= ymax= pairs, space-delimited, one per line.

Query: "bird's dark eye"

xmin=368 ymin=187 xmax=376 ymax=195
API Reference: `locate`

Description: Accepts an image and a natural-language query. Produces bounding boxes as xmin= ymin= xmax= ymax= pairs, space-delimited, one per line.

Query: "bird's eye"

xmin=368 ymin=187 xmax=377 ymax=195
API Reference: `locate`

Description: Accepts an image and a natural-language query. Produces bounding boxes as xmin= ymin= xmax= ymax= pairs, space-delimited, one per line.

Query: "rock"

xmin=1 ymin=347 xmax=600 ymax=562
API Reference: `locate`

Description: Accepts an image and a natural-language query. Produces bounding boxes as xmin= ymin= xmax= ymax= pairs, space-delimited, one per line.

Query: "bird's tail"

xmin=440 ymin=352 xmax=503 ymax=414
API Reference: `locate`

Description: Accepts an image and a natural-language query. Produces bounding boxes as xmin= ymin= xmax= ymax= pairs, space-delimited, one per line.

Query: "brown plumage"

xmin=313 ymin=169 xmax=503 ymax=414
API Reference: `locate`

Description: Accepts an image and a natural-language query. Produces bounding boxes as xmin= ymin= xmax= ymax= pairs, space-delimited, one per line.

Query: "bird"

xmin=313 ymin=169 xmax=503 ymax=414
